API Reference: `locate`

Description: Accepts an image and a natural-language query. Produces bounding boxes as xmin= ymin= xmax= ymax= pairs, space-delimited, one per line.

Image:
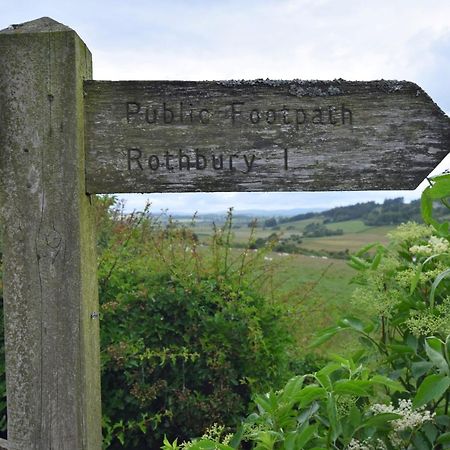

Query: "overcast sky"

xmin=3 ymin=1 xmax=450 ymax=214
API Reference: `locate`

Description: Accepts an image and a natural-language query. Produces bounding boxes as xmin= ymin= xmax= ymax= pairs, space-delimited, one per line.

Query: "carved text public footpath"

xmin=125 ymin=101 xmax=353 ymax=174
xmin=84 ymin=80 xmax=450 ymax=193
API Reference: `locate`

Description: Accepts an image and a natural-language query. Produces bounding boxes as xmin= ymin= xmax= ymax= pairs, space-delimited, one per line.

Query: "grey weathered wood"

xmin=0 ymin=17 xmax=102 ymax=449
xmin=85 ymin=80 xmax=450 ymax=193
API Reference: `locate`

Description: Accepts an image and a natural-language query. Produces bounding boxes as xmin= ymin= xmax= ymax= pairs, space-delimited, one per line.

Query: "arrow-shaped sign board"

xmin=85 ymin=79 xmax=450 ymax=193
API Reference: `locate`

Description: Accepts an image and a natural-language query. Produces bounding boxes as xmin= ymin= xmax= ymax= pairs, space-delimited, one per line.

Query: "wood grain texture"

xmin=85 ymin=80 xmax=450 ymax=193
xmin=0 ymin=18 xmax=102 ymax=449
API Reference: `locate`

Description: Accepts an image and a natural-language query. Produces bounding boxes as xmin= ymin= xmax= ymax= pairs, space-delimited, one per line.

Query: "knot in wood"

xmin=36 ymin=226 xmax=63 ymax=259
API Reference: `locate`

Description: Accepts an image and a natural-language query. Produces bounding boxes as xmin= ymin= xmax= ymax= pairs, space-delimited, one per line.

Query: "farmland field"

xmin=190 ymin=217 xmax=397 ymax=355
xmin=299 ymin=226 xmax=392 ymax=253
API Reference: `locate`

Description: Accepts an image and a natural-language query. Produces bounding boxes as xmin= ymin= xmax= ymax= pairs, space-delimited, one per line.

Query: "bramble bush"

xmin=97 ymin=202 xmax=293 ymax=449
xmin=164 ymin=174 xmax=450 ymax=449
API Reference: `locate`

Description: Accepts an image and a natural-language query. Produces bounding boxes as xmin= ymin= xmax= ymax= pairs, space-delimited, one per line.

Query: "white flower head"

xmin=370 ymin=399 xmax=435 ymax=432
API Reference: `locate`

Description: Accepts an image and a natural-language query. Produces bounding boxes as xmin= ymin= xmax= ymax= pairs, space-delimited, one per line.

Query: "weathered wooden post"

xmin=0 ymin=17 xmax=101 ymax=449
xmin=0 ymin=14 xmax=450 ymax=450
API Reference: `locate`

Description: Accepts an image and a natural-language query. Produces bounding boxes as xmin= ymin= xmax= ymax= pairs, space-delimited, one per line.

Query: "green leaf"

xmin=333 ymin=380 xmax=371 ymax=396
xmin=329 ymin=353 xmax=352 ymax=366
xmin=349 ymin=255 xmax=371 ymax=270
xmin=298 ymin=401 xmax=320 ymax=425
xmin=117 ymin=431 xmax=125 ymax=445
xmin=429 ymin=269 xmax=450 ymax=309
xmin=354 ymin=242 xmax=382 ymax=257
xmin=422 ymin=422 xmax=438 ymax=444
xmin=406 ymin=334 xmax=418 ymax=352
xmin=422 ymin=173 xmax=450 ymax=230
xmin=138 ymin=420 xmax=146 ymax=434
xmin=413 ymin=374 xmax=450 ymax=408
xmin=411 ymin=361 xmax=434 ymax=379
xmin=317 ymin=363 xmax=342 ymax=378
xmin=285 ymin=424 xmax=318 ymax=449
xmin=426 ymin=174 xmax=450 ymax=198
xmin=429 ymin=172 xmax=450 ymax=183
xmin=316 ymin=365 xmax=340 ymax=390
xmin=296 ymin=424 xmax=318 ymax=447
xmin=189 ymin=440 xmax=234 ymax=450
xmin=327 ymin=394 xmax=341 ymax=442
xmin=437 ymin=432 xmax=450 ymax=444
xmin=281 ymin=375 xmax=305 ymax=403
xmin=298 ymin=386 xmax=327 ymax=407
xmin=425 ymin=337 xmax=449 ymax=375
xmin=412 ymin=431 xmax=432 ymax=450
xmin=435 ymin=414 xmax=450 ymax=427
xmin=387 ymin=344 xmax=415 ymax=354
xmin=162 ymin=436 xmax=179 ymax=450
xmin=410 ymin=264 xmax=422 ymax=294
xmin=254 ymin=393 xmax=275 ymax=414
xmin=360 ymin=412 xmax=401 ymax=429
xmin=338 ymin=317 xmax=365 ymax=332
xmin=370 ymin=375 xmax=405 ymax=392
xmin=283 ymin=432 xmax=298 ymax=450
xmin=253 ymin=430 xmax=281 ymax=450
xmin=370 ymin=250 xmax=383 ymax=270
xmin=436 ymin=221 xmax=450 ymax=235
xmin=446 ymin=335 xmax=450 ymax=365
xmin=310 ymin=326 xmax=341 ymax=348
xmin=348 ymin=406 xmax=362 ymax=429
xmin=421 ymin=188 xmax=434 ymax=226
xmin=228 ymin=425 xmax=244 ymax=449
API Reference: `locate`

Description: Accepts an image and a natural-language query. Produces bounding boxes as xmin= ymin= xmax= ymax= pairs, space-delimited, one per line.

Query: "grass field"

xmin=262 ymin=252 xmax=363 ymax=354
xmin=192 ymin=216 xmax=396 ymax=356
xmin=194 ymin=218 xmax=393 ymax=253
xmin=299 ymin=226 xmax=392 ymax=253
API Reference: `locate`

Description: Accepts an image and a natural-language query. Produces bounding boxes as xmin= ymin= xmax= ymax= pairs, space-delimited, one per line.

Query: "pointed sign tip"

xmin=0 ymin=17 xmax=72 ymax=34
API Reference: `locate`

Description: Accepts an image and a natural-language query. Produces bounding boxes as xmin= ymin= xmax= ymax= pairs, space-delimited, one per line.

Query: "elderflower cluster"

xmin=396 ymin=263 xmax=447 ymax=288
xmin=201 ymin=423 xmax=226 ymax=441
xmin=388 ymin=222 xmax=432 ymax=243
xmin=351 ymin=285 xmax=403 ymax=318
xmin=409 ymin=236 xmax=450 ymax=256
xmin=370 ymin=399 xmax=435 ymax=431
xmin=407 ymin=296 xmax=450 ymax=336
xmin=347 ymin=438 xmax=387 ymax=450
xmin=177 ymin=423 xmax=233 ymax=449
xmin=351 ymin=256 xmax=405 ymax=317
xmin=337 ymin=395 xmax=358 ymax=418
xmin=347 ymin=439 xmax=371 ymax=450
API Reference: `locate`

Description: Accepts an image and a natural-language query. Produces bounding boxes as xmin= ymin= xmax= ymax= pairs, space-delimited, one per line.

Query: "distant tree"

xmin=264 ymin=217 xmax=277 ymax=228
xmin=303 ymin=222 xmax=343 ymax=237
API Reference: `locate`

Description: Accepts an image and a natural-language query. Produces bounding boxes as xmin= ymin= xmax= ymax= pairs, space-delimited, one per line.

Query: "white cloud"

xmin=89 ymin=0 xmax=450 ymax=83
xmin=2 ymin=1 xmax=450 ymax=214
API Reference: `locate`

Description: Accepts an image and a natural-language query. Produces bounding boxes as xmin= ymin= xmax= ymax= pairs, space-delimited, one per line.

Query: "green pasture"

xmin=299 ymin=226 xmax=393 ymax=253
xmin=192 ymin=218 xmax=397 ymax=355
xmin=262 ymin=252 xmax=362 ymax=353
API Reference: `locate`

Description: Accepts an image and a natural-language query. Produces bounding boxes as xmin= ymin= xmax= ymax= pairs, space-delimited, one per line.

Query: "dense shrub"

xmin=97 ymin=203 xmax=293 ymax=448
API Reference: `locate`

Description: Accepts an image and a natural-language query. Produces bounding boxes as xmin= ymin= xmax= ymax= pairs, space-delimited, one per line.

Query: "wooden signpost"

xmin=0 ymin=16 xmax=449 ymax=450
xmin=85 ymin=80 xmax=450 ymax=193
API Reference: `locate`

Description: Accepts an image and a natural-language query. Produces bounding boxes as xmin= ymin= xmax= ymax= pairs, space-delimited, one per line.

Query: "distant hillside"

xmin=278 ymin=198 xmax=448 ymax=226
